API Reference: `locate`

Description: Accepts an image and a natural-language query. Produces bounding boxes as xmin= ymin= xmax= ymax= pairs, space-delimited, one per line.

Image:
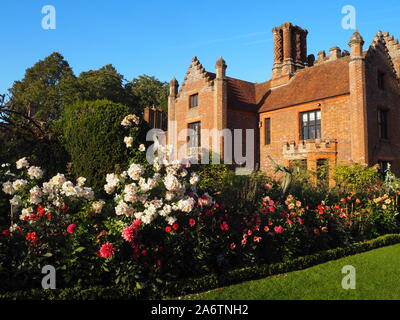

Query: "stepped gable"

xmin=368 ymin=31 xmax=397 ymax=77
xmin=177 ymin=56 xmax=215 ymax=99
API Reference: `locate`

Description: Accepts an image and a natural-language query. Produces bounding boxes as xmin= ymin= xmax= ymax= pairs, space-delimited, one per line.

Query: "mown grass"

xmin=183 ymin=244 xmax=400 ymax=300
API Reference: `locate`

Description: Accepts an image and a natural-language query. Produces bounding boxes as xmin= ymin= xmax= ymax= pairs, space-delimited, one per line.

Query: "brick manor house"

xmin=163 ymin=22 xmax=400 ymax=182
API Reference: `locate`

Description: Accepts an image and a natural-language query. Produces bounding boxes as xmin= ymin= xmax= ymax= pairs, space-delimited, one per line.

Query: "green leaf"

xmin=74 ymin=246 xmax=86 ymax=253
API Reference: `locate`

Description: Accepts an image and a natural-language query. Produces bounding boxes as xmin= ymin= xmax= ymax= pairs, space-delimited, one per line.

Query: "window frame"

xmin=264 ymin=117 xmax=271 ymax=145
xmin=189 ymin=93 xmax=199 ymax=108
xmin=187 ymin=121 xmax=201 ymax=149
xmin=300 ymin=109 xmax=321 ymax=140
xmin=378 ymin=108 xmax=389 ymax=140
xmin=378 ymin=71 xmax=385 ymax=90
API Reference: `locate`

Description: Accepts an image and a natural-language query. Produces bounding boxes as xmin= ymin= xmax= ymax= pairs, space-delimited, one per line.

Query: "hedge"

xmin=2 ymin=234 xmax=400 ymax=300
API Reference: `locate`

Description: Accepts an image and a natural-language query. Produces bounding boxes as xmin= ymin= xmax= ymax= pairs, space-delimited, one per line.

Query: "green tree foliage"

xmin=9 ymin=52 xmax=75 ymax=121
xmin=74 ymin=64 xmax=131 ymax=106
xmin=61 ymin=100 xmax=141 ymax=193
xmin=127 ymin=75 xmax=169 ymax=114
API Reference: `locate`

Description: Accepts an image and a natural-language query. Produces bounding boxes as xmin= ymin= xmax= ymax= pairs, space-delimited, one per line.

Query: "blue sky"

xmin=1 ymin=0 xmax=399 ymax=94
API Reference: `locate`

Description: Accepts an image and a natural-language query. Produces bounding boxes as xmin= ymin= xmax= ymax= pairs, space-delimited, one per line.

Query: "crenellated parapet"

xmin=282 ymin=139 xmax=337 ymax=158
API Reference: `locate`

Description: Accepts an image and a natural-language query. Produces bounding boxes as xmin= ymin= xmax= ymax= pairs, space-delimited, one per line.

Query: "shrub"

xmin=61 ymin=100 xmax=148 ymax=194
xmin=334 ymin=162 xmax=381 ymax=194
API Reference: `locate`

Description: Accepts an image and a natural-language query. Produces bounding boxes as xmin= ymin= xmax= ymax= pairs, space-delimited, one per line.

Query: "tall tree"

xmin=9 ymin=52 xmax=75 ymax=121
xmin=77 ymin=64 xmax=131 ymax=106
xmin=127 ymin=75 xmax=169 ymax=114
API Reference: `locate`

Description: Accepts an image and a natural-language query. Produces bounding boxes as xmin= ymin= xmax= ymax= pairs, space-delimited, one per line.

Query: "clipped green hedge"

xmin=2 ymin=234 xmax=400 ymax=300
xmin=61 ymin=99 xmax=131 ymax=193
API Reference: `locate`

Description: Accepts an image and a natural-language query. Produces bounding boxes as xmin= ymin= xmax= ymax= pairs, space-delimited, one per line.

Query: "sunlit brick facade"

xmin=168 ymin=22 xmax=400 ymax=183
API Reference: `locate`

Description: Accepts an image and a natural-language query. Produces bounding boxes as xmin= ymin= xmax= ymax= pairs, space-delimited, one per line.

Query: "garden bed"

xmin=1 ymin=233 xmax=399 ymax=300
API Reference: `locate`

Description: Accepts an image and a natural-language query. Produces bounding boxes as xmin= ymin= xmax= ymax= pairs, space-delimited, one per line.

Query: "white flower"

xmin=139 ymin=177 xmax=157 ymax=193
xmin=16 ymin=157 xmax=29 ymax=170
xmin=166 ymin=216 xmax=177 ymax=225
xmin=62 ymin=181 xmax=77 ymax=197
xmin=115 ymin=201 xmax=135 ymax=217
xmin=124 ymin=136 xmax=134 ymax=148
xmin=159 ymin=204 xmax=172 ymax=217
xmin=1 ymin=163 xmax=10 ymax=168
xmin=139 ymin=144 xmax=146 ymax=152
xmin=124 ymin=183 xmax=138 ymax=203
xmin=176 ymin=197 xmax=195 ymax=213
xmin=190 ymin=173 xmax=199 ymax=185
xmin=92 ymin=200 xmax=105 ymax=213
xmin=121 ymin=114 xmax=140 ymax=126
xmin=9 ymin=223 xmax=18 ymax=232
xmin=12 ymin=179 xmax=28 ymax=191
xmin=127 ymin=164 xmax=144 ymax=181
xmin=29 ymin=186 xmax=42 ymax=205
xmin=106 ymin=173 xmax=120 ymax=186
xmin=50 ymin=174 xmax=67 ymax=187
xmin=165 ymin=191 xmax=175 ymax=201
xmin=2 ymin=181 xmax=14 ymax=195
xmin=27 ymin=166 xmax=43 ymax=180
xmin=180 ymin=169 xmax=188 ymax=178
xmin=104 ymin=173 xmax=120 ymax=194
xmin=20 ymin=207 xmax=33 ymax=220
xmin=163 ymin=174 xmax=182 ymax=192
xmin=77 ymin=177 xmax=86 ymax=187
xmin=10 ymin=195 xmax=22 ymax=207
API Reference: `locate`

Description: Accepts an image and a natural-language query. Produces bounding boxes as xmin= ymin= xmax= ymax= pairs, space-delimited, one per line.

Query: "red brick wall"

xmin=259 ymin=94 xmax=351 ymax=182
xmin=365 ymin=47 xmax=400 ymax=175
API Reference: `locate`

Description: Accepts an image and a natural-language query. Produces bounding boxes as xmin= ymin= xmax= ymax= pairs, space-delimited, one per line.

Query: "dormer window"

xmin=189 ymin=94 xmax=198 ymax=108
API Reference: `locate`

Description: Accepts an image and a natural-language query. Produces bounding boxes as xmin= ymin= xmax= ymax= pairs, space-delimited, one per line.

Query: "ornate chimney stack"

xmin=271 ymin=22 xmax=308 ymax=88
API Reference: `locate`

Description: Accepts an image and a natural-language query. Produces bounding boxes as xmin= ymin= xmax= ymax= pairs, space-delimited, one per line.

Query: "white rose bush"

xmin=2 ymin=112 xmax=400 ymax=299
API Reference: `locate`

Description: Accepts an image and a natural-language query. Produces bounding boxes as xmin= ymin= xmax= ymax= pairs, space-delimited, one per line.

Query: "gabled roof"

xmin=222 ymin=57 xmax=351 ymax=114
xmin=257 ymin=56 xmax=351 ymax=113
xmin=226 ymin=77 xmax=257 ymax=112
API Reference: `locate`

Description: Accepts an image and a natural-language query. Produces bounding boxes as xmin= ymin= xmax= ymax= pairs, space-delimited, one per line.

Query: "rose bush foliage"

xmin=1 ymin=113 xmax=400 ymax=296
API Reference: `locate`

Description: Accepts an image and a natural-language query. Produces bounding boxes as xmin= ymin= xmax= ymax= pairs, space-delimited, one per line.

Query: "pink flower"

xmin=220 ymin=221 xmax=229 ymax=231
xmin=122 ymin=225 xmax=136 ymax=242
xmin=98 ymin=243 xmax=115 ymax=259
xmin=274 ymin=226 xmax=284 ymax=234
xmin=189 ymin=218 xmax=196 ymax=227
xmin=230 ymin=243 xmax=236 ymax=249
xmin=67 ymin=224 xmax=77 ymax=234
xmin=132 ymin=219 xmax=142 ymax=228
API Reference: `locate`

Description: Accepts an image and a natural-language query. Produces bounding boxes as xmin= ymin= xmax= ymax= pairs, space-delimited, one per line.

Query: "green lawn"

xmin=182 ymin=244 xmax=400 ymax=300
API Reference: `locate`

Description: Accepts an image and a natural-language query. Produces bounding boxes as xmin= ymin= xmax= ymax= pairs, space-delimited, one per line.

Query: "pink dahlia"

xmin=274 ymin=226 xmax=284 ymax=234
xmin=67 ymin=224 xmax=77 ymax=234
xmin=98 ymin=243 xmax=115 ymax=259
xmin=122 ymin=225 xmax=137 ymax=242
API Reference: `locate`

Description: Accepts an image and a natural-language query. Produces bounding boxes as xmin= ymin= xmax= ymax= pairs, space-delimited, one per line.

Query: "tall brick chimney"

xmin=271 ymin=22 xmax=308 ymax=88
